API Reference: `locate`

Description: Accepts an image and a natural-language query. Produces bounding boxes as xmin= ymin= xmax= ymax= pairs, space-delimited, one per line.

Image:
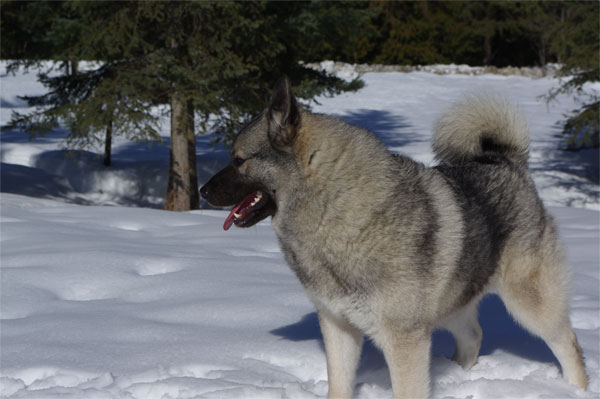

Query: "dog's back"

xmin=428 ymin=96 xmax=588 ymax=390
xmin=422 ymin=96 xmax=550 ymax=309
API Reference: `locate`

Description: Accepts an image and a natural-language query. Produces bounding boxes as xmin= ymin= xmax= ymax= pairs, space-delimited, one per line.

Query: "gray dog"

xmin=200 ymin=77 xmax=588 ymax=398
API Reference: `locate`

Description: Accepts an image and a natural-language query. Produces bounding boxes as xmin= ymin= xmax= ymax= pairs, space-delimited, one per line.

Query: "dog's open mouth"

xmin=223 ymin=190 xmax=275 ymax=231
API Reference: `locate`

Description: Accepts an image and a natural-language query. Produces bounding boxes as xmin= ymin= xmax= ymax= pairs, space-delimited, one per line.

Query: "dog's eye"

xmin=233 ymin=157 xmax=246 ymax=167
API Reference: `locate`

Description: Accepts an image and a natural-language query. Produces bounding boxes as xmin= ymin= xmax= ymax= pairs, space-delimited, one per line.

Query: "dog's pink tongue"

xmin=223 ymin=204 xmax=241 ymax=231
xmin=223 ymin=192 xmax=258 ymax=231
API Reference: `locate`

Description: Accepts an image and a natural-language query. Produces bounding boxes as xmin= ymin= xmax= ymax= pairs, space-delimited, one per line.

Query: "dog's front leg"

xmin=377 ymin=325 xmax=431 ymax=399
xmin=317 ymin=309 xmax=363 ymax=399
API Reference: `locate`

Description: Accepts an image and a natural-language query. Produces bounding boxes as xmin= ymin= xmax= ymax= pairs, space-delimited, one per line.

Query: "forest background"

xmin=1 ymin=0 xmax=598 ymax=210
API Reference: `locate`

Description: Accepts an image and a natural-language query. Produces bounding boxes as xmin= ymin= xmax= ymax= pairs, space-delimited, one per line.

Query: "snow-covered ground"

xmin=1 ymin=63 xmax=598 ymax=398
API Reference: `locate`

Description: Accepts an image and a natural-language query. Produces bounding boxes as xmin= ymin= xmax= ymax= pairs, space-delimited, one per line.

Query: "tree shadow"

xmin=1 ymin=126 xmax=230 ymax=208
xmin=531 ymin=149 xmax=599 ymax=206
xmin=528 ymin=125 xmax=599 ymax=207
xmin=334 ymin=109 xmax=426 ymax=150
xmin=0 ymin=126 xmax=71 ymax=145
xmin=0 ymin=97 xmax=28 ymax=108
xmin=1 ymin=162 xmax=75 ymax=200
xmin=270 ymin=294 xmax=558 ymax=388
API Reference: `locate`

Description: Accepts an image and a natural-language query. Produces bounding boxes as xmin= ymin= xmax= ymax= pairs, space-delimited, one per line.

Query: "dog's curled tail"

xmin=433 ymin=94 xmax=530 ymax=167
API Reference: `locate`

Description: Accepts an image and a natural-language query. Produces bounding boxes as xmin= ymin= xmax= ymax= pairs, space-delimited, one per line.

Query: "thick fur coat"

xmin=201 ymin=79 xmax=588 ymax=398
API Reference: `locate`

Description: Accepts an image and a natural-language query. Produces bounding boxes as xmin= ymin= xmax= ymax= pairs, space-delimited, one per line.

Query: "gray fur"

xmin=201 ymin=80 xmax=588 ymax=398
xmin=433 ymin=94 xmax=530 ymax=167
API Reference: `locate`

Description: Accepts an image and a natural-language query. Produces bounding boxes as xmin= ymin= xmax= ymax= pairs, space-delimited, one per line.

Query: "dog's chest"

xmin=285 ymin=242 xmax=376 ymax=331
xmin=274 ymin=225 xmax=376 ymax=324
xmin=275 ymin=221 xmax=357 ymax=288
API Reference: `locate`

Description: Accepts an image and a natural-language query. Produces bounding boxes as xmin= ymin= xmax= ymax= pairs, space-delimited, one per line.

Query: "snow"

xmin=1 ymin=62 xmax=599 ymax=398
xmin=305 ymin=60 xmax=562 ymax=78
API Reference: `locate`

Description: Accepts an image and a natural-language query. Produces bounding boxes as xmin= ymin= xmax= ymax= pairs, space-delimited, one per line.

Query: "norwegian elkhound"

xmin=200 ymin=77 xmax=588 ymax=398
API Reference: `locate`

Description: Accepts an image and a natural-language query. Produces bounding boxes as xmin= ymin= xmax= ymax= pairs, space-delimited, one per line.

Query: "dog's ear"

xmin=268 ymin=76 xmax=300 ymax=151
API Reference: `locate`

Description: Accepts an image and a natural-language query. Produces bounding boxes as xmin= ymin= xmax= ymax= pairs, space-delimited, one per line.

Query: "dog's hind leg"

xmin=497 ymin=235 xmax=588 ymax=389
xmin=500 ymin=287 xmax=588 ymax=389
xmin=317 ymin=309 xmax=363 ymax=399
xmin=440 ymin=298 xmax=482 ymax=370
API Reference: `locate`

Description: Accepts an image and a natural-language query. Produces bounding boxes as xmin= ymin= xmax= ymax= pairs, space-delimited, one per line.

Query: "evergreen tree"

xmin=372 ymin=1 xmax=451 ymax=65
xmin=8 ymin=2 xmax=161 ymax=166
xmin=1 ymin=0 xmax=59 ymax=60
xmin=9 ymin=63 xmax=161 ymax=166
xmin=6 ymin=1 xmax=363 ymax=211
xmin=546 ymin=2 xmax=599 ymax=149
xmin=287 ymin=1 xmax=379 ymax=64
xmin=518 ymin=2 xmax=563 ymax=68
xmin=367 ymin=1 xmax=535 ymax=67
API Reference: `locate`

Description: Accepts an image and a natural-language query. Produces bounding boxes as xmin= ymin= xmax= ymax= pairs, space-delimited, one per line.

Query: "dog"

xmin=200 ymin=77 xmax=588 ymax=398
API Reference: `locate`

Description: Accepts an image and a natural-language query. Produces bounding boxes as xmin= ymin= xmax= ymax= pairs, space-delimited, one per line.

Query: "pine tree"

xmin=6 ymin=1 xmax=363 ymax=211
xmin=546 ymin=2 xmax=599 ymax=149
xmin=372 ymin=1 xmax=451 ymax=65
xmin=7 ymin=2 xmax=161 ymax=166
xmin=9 ymin=62 xmax=162 ymax=166
xmin=1 ymin=1 xmax=60 ymax=60
xmin=518 ymin=2 xmax=563 ymax=68
xmin=286 ymin=1 xmax=379 ymax=64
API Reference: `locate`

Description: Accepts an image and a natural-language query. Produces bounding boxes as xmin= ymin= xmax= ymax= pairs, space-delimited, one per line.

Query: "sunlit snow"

xmin=1 ymin=62 xmax=598 ymax=398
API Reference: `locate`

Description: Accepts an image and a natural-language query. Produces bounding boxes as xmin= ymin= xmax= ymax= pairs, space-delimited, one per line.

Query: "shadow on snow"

xmin=0 ymin=126 xmax=71 ymax=144
xmin=270 ymin=294 xmax=559 ymax=389
xmin=335 ymin=109 xmax=425 ymax=150
xmin=1 ymin=127 xmax=230 ymax=207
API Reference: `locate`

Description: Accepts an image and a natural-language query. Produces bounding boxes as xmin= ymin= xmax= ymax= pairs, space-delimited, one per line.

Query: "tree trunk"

xmin=557 ymin=7 xmax=566 ymax=64
xmin=104 ymin=119 xmax=112 ymax=167
xmin=66 ymin=58 xmax=78 ymax=76
xmin=164 ymin=92 xmax=199 ymax=211
xmin=483 ymin=34 xmax=493 ymax=66
xmin=538 ymin=36 xmax=547 ymax=76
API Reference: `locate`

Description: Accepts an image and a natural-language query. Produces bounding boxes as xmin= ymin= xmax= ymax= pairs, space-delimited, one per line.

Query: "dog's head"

xmin=200 ymin=77 xmax=300 ymax=230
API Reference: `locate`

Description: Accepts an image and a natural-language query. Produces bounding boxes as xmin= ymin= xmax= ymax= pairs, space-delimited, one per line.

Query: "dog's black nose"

xmin=199 ymin=184 xmax=209 ymax=199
